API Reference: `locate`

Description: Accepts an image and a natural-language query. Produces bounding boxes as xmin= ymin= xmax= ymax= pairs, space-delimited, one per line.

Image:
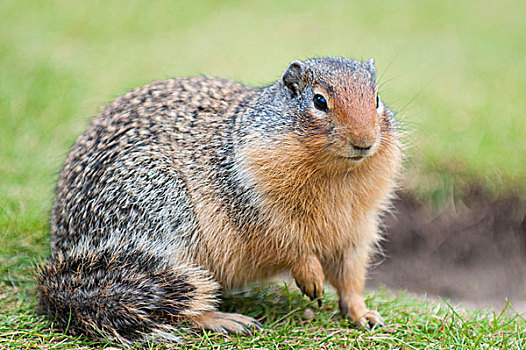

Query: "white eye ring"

xmin=376 ymin=95 xmax=384 ymax=113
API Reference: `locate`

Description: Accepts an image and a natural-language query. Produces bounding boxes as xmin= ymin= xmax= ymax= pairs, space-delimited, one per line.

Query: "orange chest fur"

xmin=238 ymin=136 xmax=401 ymax=263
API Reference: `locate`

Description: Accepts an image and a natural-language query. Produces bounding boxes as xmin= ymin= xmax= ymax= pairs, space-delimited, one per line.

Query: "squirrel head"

xmin=279 ymin=57 xmax=384 ymax=163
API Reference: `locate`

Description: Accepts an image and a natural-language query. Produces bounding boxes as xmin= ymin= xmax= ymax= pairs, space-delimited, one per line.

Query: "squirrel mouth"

xmin=334 ymin=146 xmax=374 ymax=161
xmin=337 ymin=154 xmax=365 ymax=162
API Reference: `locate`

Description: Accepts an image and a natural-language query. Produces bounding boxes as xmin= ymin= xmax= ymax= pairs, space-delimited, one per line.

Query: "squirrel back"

xmin=38 ymin=57 xmax=403 ymax=345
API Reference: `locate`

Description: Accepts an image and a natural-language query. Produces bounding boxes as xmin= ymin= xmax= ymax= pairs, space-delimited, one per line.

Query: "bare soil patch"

xmin=369 ymin=187 xmax=526 ymax=312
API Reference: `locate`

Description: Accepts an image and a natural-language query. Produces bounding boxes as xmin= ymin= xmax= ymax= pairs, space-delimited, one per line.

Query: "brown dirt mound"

xmin=368 ymin=187 xmax=526 ymax=312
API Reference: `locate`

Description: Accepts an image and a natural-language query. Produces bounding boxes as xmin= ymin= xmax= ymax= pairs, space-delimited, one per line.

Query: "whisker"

xmin=377 ymin=52 xmax=399 ymax=86
xmin=378 ymin=76 xmax=400 ymax=91
xmin=343 ymin=167 xmax=352 ymax=182
xmin=311 ymin=142 xmax=334 ymax=162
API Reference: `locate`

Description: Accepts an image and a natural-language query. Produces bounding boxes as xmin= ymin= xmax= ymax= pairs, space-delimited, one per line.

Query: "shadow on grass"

xmin=220 ymin=282 xmax=327 ymax=325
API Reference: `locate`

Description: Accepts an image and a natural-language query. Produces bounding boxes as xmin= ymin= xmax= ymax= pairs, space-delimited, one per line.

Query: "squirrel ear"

xmin=365 ymin=58 xmax=376 ymax=80
xmin=281 ymin=60 xmax=307 ymax=96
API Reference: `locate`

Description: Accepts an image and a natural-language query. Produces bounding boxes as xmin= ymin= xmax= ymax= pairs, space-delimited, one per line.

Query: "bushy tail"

xmin=37 ymin=243 xmax=218 ymax=346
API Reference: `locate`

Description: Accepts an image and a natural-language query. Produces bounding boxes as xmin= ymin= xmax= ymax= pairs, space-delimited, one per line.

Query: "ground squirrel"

xmin=38 ymin=57 xmax=403 ymax=345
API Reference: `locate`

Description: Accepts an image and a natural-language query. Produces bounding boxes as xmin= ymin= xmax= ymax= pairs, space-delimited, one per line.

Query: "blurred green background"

xmin=1 ymin=0 xmax=525 ymax=278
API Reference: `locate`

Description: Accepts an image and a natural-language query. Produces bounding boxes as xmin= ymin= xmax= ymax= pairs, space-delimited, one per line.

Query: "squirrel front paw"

xmin=339 ymin=294 xmax=385 ymax=329
xmin=292 ymin=254 xmax=325 ymax=306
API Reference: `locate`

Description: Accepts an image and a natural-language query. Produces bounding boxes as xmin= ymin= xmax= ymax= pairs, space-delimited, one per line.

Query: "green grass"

xmin=2 ymin=283 xmax=524 ymax=349
xmin=1 ymin=0 xmax=525 ymax=348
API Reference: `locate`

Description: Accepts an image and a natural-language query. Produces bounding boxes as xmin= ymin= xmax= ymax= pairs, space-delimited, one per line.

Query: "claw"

xmin=353 ymin=317 xmax=370 ymax=330
xmin=310 ymin=282 xmax=317 ymax=301
xmin=369 ymin=319 xmax=385 ymax=329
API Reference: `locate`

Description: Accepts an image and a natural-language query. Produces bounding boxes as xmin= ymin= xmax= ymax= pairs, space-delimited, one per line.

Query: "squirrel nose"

xmin=347 ymin=129 xmax=377 ymax=151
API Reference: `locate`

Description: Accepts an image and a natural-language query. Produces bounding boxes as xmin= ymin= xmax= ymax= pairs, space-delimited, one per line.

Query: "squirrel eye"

xmin=376 ymin=94 xmax=380 ymax=109
xmin=313 ymin=94 xmax=328 ymax=111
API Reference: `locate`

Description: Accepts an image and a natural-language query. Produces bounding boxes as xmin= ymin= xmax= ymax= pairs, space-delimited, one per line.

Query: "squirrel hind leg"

xmin=189 ymin=311 xmax=262 ymax=336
